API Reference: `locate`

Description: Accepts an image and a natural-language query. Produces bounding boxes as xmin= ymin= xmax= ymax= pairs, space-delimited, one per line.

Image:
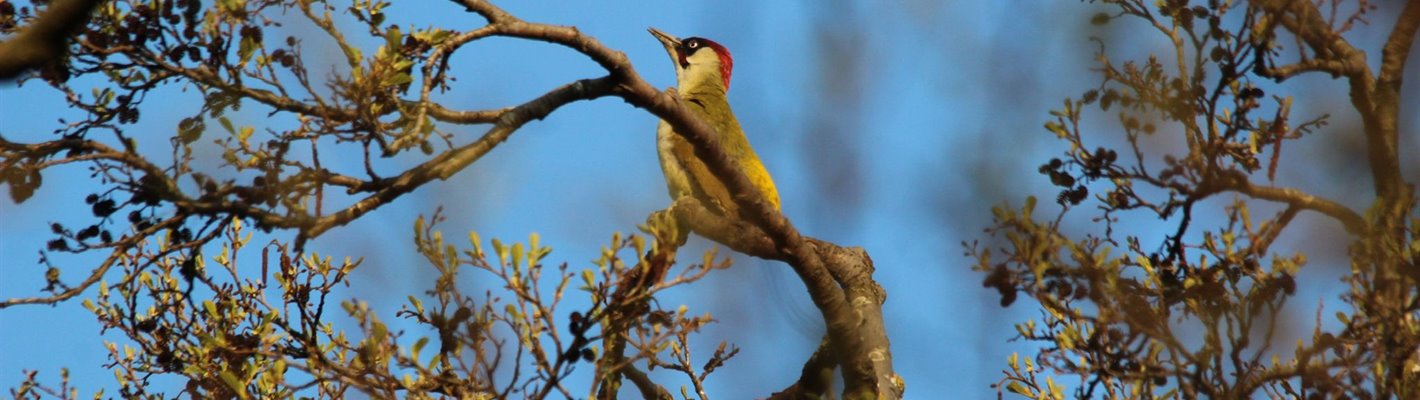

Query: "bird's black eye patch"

xmin=678 ymin=38 xmax=708 ymax=67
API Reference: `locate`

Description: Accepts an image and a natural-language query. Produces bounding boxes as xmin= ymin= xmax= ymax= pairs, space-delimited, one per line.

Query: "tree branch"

xmin=624 ymin=77 xmax=892 ymax=399
xmin=621 ymin=364 xmax=673 ymax=400
xmin=446 ymin=1 xmax=900 ymax=396
xmin=1257 ymin=0 xmax=1408 ymax=205
xmin=1368 ymin=0 xmax=1420 ymax=205
xmin=300 ymin=76 xmax=618 ymax=240
xmin=1379 ymin=0 xmax=1420 ymax=86
xmin=6 ymin=0 xmax=902 ymax=395
xmin=1209 ymin=170 xmax=1367 ymax=235
xmin=1258 ymin=58 xmax=1349 ymax=82
xmin=0 ymin=0 xmax=101 ymax=79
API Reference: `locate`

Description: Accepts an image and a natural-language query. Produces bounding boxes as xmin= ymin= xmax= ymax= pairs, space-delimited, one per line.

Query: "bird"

xmin=648 ymin=27 xmax=780 ymax=220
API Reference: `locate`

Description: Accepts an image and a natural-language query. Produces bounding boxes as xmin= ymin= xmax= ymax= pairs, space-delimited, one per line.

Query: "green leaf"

xmin=385 ymin=72 xmax=412 ymax=87
xmin=411 ymin=337 xmax=429 ymax=361
xmin=219 ymin=116 xmax=235 ymax=134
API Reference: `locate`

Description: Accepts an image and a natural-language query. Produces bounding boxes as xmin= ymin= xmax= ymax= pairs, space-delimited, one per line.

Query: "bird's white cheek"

xmin=676 ymin=52 xmax=723 ymax=91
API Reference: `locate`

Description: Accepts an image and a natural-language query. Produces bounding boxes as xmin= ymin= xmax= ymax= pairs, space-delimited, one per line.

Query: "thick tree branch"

xmin=618 ymin=85 xmax=898 ymax=398
xmin=1368 ymin=0 xmax=1420 ymax=205
xmin=1257 ymin=0 xmax=1408 ymax=205
xmin=1379 ymin=0 xmax=1420 ymax=86
xmin=6 ymin=0 xmax=901 ymax=395
xmin=0 ymin=0 xmax=101 ymax=79
xmin=624 ymin=83 xmax=890 ymax=398
xmin=445 ymin=1 xmax=899 ymax=396
xmin=668 ymin=197 xmax=886 ymax=298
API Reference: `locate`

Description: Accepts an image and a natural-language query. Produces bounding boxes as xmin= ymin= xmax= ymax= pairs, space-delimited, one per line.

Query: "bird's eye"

xmin=686 ymin=40 xmax=699 ymax=49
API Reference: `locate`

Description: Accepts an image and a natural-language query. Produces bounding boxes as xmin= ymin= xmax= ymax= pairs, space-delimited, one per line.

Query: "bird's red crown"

xmin=682 ymin=37 xmax=733 ymax=90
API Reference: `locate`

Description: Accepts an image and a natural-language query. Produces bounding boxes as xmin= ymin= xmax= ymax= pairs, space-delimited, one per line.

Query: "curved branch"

xmin=445 ymin=1 xmax=899 ymax=395
xmin=1209 ymin=170 xmax=1366 ymax=235
xmin=626 ymin=73 xmax=895 ymax=400
xmin=6 ymin=1 xmax=902 ymax=395
xmin=301 ymin=76 xmax=618 ymax=239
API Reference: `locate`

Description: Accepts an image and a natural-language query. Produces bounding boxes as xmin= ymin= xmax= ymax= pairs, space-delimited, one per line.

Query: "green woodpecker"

xmin=648 ymin=27 xmax=780 ymax=218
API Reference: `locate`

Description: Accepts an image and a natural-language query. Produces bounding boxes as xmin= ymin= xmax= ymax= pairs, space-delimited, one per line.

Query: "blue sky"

xmin=4 ymin=1 xmax=1413 ymax=398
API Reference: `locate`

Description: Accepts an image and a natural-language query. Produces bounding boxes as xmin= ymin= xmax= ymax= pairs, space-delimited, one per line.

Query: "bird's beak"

xmin=648 ymin=27 xmax=683 ymax=72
